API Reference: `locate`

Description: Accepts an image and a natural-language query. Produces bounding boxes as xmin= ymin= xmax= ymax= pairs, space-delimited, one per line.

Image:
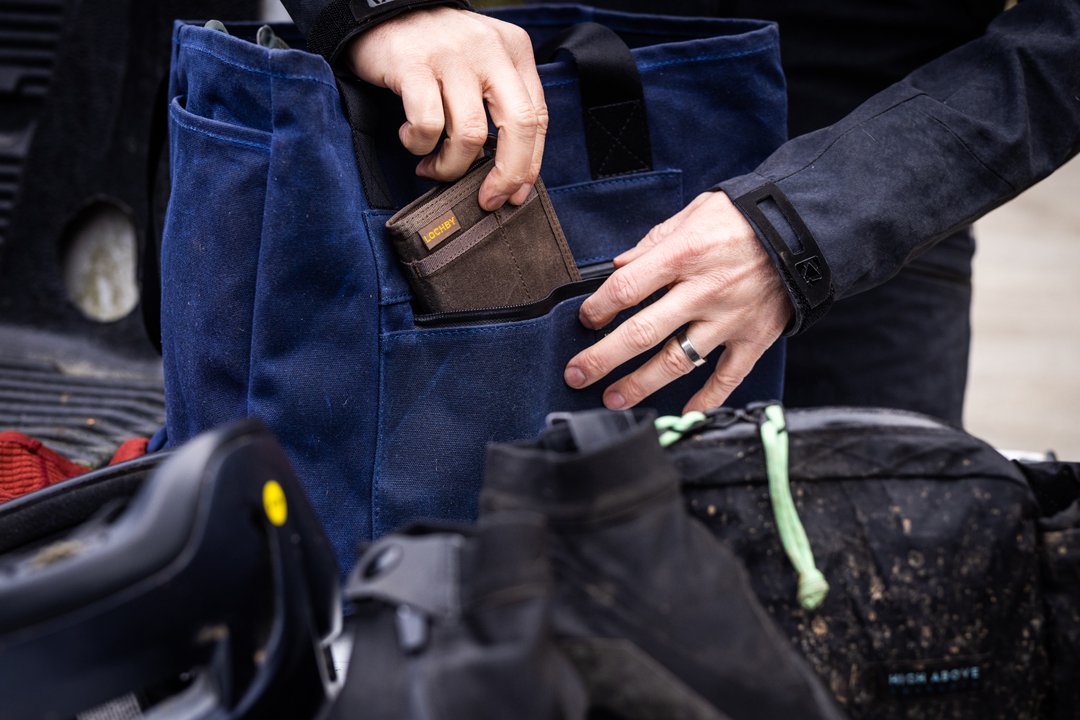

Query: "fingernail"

xmin=565 ymin=365 xmax=586 ymax=388
xmin=415 ymin=158 xmax=434 ymax=177
xmin=509 ymin=184 xmax=533 ymax=205
xmin=604 ymin=391 xmax=626 ymax=410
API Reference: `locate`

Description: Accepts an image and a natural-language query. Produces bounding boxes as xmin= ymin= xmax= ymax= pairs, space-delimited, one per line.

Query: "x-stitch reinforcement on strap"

xmin=586 ymin=102 xmax=650 ymax=177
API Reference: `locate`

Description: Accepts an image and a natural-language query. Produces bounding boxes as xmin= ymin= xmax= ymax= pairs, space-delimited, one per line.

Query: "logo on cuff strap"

xmin=795 ymin=257 xmax=823 ymax=284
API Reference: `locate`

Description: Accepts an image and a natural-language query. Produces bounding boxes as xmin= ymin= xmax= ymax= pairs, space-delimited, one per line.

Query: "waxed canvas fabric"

xmin=672 ymin=408 xmax=1048 ymax=720
xmin=160 ymin=6 xmax=788 ymax=570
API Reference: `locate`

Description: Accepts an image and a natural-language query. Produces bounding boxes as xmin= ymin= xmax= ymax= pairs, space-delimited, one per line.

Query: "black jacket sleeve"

xmin=718 ymin=0 xmax=1080 ymax=334
xmin=281 ymin=0 xmax=472 ymax=66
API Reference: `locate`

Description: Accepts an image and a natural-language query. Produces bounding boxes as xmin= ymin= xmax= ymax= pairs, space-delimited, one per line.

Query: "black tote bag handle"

xmin=539 ymin=21 xmax=653 ymax=179
xmin=336 ymin=72 xmax=397 ymax=210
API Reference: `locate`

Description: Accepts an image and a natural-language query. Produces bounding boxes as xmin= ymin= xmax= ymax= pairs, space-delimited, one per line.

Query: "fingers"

xmin=564 ymin=290 xmax=696 ymax=393
xmin=613 ymin=192 xmax=713 ymax=267
xmin=478 ymin=57 xmax=544 ymax=210
xmin=600 ymin=324 xmax=724 ymax=410
xmin=415 ymin=73 xmax=488 ymax=180
xmin=348 ymin=9 xmax=547 ymax=209
xmin=397 ymin=69 xmax=445 ymax=156
xmin=499 ymin=25 xmax=548 ymax=207
xmin=683 ymin=341 xmax=766 ymax=413
xmin=578 ymin=242 xmax=679 ymax=330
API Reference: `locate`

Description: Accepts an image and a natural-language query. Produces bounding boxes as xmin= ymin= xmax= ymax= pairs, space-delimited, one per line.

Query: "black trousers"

xmin=785 ymin=228 xmax=974 ymax=426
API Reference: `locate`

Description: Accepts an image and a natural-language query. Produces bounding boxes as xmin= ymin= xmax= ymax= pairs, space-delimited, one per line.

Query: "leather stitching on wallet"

xmin=536 ymin=180 xmax=580 ymax=279
xmin=501 ymin=229 xmax=532 ymax=299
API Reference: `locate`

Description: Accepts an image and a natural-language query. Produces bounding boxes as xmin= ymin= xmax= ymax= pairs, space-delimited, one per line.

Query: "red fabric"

xmin=0 ymin=431 xmax=89 ymax=504
xmin=109 ymin=437 xmax=150 ymax=465
xmin=0 ymin=433 xmax=150 ymax=505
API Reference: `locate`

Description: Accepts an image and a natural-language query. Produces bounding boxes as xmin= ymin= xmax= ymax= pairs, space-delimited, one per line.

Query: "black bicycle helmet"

xmin=0 ymin=419 xmax=341 ymax=719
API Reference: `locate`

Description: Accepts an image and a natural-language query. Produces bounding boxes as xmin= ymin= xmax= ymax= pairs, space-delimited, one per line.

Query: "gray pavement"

xmin=966 ymin=156 xmax=1080 ymax=459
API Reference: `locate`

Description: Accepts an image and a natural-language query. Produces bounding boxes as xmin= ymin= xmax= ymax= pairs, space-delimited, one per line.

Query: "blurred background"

xmin=967 ymin=156 xmax=1080 ymax=458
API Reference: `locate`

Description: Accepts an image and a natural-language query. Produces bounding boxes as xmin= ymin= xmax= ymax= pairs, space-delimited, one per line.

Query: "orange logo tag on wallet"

xmin=419 ymin=211 xmax=460 ymax=250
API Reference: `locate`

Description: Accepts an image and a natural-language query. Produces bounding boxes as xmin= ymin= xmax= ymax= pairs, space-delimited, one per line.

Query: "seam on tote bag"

xmin=373 ymin=311 xmax=388 ymax=535
xmin=170 ymin=115 xmax=272 ymax=152
xmin=507 ymin=15 xmax=770 ymax=40
xmin=637 ymin=45 xmax=775 ymax=72
xmin=184 ymin=43 xmax=338 ymax=92
xmin=547 ymin=171 xmax=679 ymax=194
xmin=245 ymin=75 xmax=280 ymax=457
xmin=541 ymin=46 xmax=776 ymax=89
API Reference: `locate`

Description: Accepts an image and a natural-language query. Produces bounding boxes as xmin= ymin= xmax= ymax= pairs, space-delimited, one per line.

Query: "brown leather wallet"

xmin=385 ymin=157 xmax=581 ymax=315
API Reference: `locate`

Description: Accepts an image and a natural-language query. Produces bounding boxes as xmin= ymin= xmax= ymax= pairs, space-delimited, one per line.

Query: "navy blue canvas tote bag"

xmin=161 ymin=5 xmax=787 ymax=569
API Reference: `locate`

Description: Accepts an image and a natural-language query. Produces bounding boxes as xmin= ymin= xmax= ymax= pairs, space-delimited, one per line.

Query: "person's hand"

xmin=563 ymin=191 xmax=793 ymax=413
xmin=348 ymin=7 xmax=547 ymax=211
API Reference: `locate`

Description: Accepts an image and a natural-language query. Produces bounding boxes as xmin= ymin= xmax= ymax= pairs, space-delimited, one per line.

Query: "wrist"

xmin=714 ymin=177 xmax=834 ymax=335
xmin=308 ymin=0 xmax=473 ymax=66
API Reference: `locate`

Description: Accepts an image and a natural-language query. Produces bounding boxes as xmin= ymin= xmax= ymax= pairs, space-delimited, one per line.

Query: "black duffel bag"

xmin=1017 ymin=459 xmax=1080 ymax=720
xmin=664 ymin=405 xmax=1048 ymax=720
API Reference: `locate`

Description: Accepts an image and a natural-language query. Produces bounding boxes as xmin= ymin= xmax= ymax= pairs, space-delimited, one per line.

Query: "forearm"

xmin=720 ymin=0 xmax=1080 ymax=333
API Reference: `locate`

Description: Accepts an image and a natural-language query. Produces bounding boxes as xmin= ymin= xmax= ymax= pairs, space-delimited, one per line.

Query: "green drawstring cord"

xmin=759 ymin=404 xmax=829 ymax=611
xmin=656 ymin=405 xmax=829 ymax=610
xmin=656 ymin=411 xmax=707 ymax=448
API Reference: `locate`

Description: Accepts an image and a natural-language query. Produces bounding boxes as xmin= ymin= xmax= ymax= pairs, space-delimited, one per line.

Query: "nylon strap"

xmin=538 ymin=22 xmax=652 ymax=179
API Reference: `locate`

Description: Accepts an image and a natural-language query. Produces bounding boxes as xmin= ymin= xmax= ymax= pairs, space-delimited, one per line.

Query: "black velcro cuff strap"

xmin=308 ymin=0 xmax=472 ymax=65
xmin=731 ymin=182 xmax=834 ymax=335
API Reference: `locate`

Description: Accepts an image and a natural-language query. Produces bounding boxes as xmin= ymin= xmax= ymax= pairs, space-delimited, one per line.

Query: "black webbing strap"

xmin=539 ymin=22 xmax=652 ymax=179
xmin=336 ymin=73 xmax=396 ymax=210
xmin=545 ymin=408 xmax=638 ymax=453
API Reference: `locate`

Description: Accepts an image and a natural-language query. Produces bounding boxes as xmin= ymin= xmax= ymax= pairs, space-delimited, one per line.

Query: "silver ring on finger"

xmin=675 ymin=329 xmax=707 ymax=368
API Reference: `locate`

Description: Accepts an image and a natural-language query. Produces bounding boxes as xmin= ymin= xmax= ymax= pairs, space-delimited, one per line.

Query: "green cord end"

xmin=759 ymin=403 xmax=830 ymax=612
xmin=797 ymin=569 xmax=830 ymax=611
xmin=655 ymin=411 xmax=707 ymax=448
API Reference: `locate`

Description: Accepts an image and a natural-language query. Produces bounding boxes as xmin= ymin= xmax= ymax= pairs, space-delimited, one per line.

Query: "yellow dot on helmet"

xmin=262 ymin=480 xmax=288 ymax=526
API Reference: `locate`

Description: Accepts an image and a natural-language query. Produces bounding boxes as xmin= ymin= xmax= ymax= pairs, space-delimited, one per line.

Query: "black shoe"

xmin=326 ymin=512 xmax=586 ymax=720
xmin=480 ymin=409 xmax=845 ymax=720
